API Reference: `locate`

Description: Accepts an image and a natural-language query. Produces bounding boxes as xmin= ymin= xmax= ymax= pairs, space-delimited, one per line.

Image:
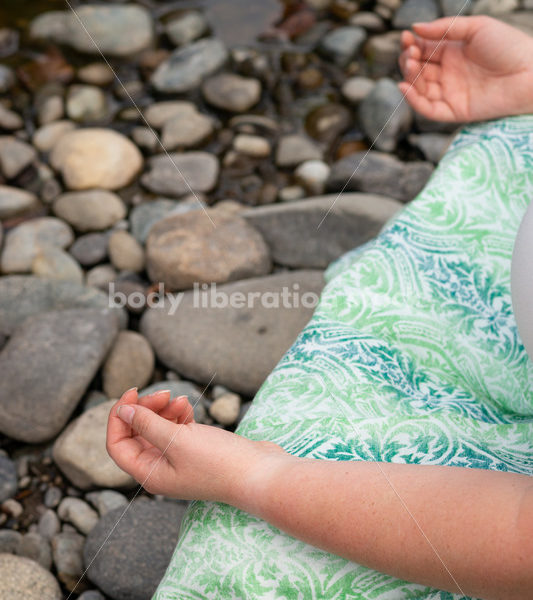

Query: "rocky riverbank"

xmin=1 ymin=0 xmax=532 ymax=598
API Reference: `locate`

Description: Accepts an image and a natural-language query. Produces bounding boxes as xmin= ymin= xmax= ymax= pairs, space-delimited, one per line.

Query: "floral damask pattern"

xmin=154 ymin=116 xmax=533 ymax=600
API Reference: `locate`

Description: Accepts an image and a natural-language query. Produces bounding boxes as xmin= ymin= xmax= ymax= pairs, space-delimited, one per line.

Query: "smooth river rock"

xmin=85 ymin=500 xmax=187 ymax=600
xmin=50 ymin=128 xmax=143 ymax=191
xmin=0 ymin=275 xmax=126 ymax=336
xmin=0 ymin=217 xmax=74 ymax=274
xmin=0 ymin=554 xmax=61 ymax=600
xmin=146 ymin=209 xmax=271 ymax=290
xmin=53 ymin=189 xmax=127 ymax=232
xmin=243 ymin=193 xmax=402 ymax=269
xmin=0 ymin=185 xmax=39 ymax=219
xmin=327 ymin=150 xmax=434 ymax=203
xmin=151 ymin=38 xmax=228 ymax=93
xmin=30 ymin=5 xmax=154 ymax=56
xmin=141 ymin=270 xmax=325 ymax=395
xmin=0 ymin=309 xmax=118 ymax=443
xmin=102 ymin=330 xmax=154 ymax=398
xmin=53 ymin=400 xmax=135 ymax=489
xmin=141 ymin=151 xmax=219 ymax=197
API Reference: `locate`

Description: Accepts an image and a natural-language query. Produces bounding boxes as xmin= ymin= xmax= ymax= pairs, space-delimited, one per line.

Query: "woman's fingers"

xmin=159 ymin=396 xmax=196 ymax=424
xmin=116 ymin=403 xmax=180 ymax=455
xmin=413 ymin=16 xmax=476 ymax=42
xmin=398 ymin=82 xmax=455 ymax=121
xmin=138 ymin=389 xmax=171 ymax=412
xmin=106 ymin=388 xmax=145 ymax=473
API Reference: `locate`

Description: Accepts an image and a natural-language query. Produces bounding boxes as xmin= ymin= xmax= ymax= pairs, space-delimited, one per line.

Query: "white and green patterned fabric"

xmin=154 ymin=116 xmax=533 ymax=600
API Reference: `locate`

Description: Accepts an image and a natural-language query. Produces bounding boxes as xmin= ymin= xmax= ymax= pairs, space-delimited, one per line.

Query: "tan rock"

xmin=102 ymin=331 xmax=154 ymax=398
xmin=52 ymin=400 xmax=135 ymax=489
xmin=146 ymin=209 xmax=271 ymax=290
xmin=50 ymin=128 xmax=143 ymax=190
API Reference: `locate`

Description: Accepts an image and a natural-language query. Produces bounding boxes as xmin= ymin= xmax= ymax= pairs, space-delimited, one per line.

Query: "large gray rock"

xmin=243 ymin=193 xmax=402 ymax=269
xmin=84 ymin=500 xmax=187 ymax=600
xmin=53 ymin=400 xmax=135 ymax=489
xmin=50 ymin=128 xmax=143 ymax=191
xmin=0 ymin=309 xmax=118 ymax=443
xmin=393 ymin=0 xmax=440 ymax=28
xmin=30 ymin=5 xmax=154 ymax=56
xmin=146 ymin=209 xmax=271 ymax=291
xmin=0 ymin=217 xmax=74 ymax=274
xmin=141 ymin=271 xmax=325 ymax=395
xmin=0 ymin=554 xmax=61 ymax=600
xmin=359 ymin=78 xmax=413 ymax=151
xmin=151 ymin=38 xmax=228 ymax=93
xmin=327 ymin=151 xmax=434 ymax=203
xmin=0 ymin=276 xmax=125 ymax=336
xmin=0 ymin=186 xmax=39 ymax=219
xmin=141 ymin=151 xmax=219 ymax=198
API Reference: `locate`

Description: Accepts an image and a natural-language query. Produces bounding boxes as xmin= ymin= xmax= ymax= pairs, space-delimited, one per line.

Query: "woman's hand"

xmin=399 ymin=16 xmax=533 ymax=122
xmin=106 ymin=388 xmax=288 ymax=506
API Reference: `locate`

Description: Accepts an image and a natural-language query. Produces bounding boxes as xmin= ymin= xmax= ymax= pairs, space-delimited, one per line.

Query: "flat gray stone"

xmin=393 ymin=0 xmax=440 ymax=28
xmin=0 ymin=554 xmax=61 ymax=599
xmin=275 ymin=134 xmax=323 ymax=168
xmin=327 ymin=150 xmax=434 ymax=203
xmin=30 ymin=5 xmax=154 ymax=56
xmin=141 ymin=271 xmax=325 ymax=395
xmin=141 ymin=151 xmax=219 ymax=198
xmin=51 ymin=530 xmax=84 ymax=591
xmin=359 ymin=78 xmax=413 ymax=151
xmin=243 ymin=193 xmax=402 ymax=269
xmin=151 ymin=38 xmax=228 ymax=93
xmin=0 ymin=309 xmax=118 ymax=443
xmin=319 ymin=26 xmax=367 ymax=66
xmin=441 ymin=0 xmax=472 ymax=15
xmin=0 ymin=275 xmax=125 ymax=336
xmin=69 ymin=232 xmax=109 ymax=267
xmin=84 ymin=500 xmax=187 ymax=600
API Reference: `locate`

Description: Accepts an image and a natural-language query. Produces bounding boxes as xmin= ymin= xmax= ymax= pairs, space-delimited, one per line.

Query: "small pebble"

xmin=2 ymin=498 xmax=23 ymax=518
xmin=44 ymin=486 xmax=63 ymax=508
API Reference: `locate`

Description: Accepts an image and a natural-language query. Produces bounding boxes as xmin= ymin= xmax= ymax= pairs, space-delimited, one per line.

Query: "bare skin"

xmin=108 ymin=389 xmax=533 ymax=600
xmin=398 ymin=16 xmax=533 ymax=122
xmin=107 ymin=17 xmax=533 ymax=600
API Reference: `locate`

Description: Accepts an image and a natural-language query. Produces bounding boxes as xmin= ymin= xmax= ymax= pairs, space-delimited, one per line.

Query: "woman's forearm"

xmin=234 ymin=453 xmax=533 ymax=600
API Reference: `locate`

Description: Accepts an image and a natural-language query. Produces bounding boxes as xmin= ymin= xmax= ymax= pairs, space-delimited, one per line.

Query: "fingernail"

xmin=153 ymin=389 xmax=171 ymax=396
xmin=117 ymin=405 xmax=135 ymax=424
xmin=125 ymin=387 xmax=138 ymax=394
xmin=170 ymin=395 xmax=188 ymax=403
